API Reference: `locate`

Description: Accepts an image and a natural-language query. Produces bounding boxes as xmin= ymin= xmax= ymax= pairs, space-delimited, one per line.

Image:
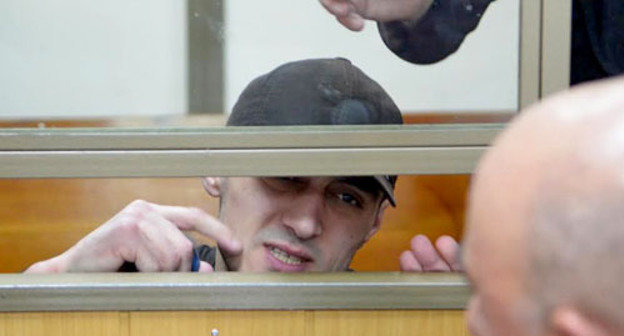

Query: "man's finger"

xmin=198 ymin=261 xmax=214 ymax=273
xmin=150 ymin=204 xmax=242 ymax=254
xmin=435 ymin=235 xmax=463 ymax=272
xmin=399 ymin=250 xmax=423 ymax=272
xmin=319 ymin=0 xmax=365 ymax=31
xmin=138 ymin=211 xmax=195 ymax=271
xmin=337 ymin=12 xmax=366 ymax=31
xmin=133 ymin=247 xmax=161 ymax=272
xmin=410 ymin=234 xmax=452 ymax=272
xmin=319 ymin=0 xmax=354 ymax=17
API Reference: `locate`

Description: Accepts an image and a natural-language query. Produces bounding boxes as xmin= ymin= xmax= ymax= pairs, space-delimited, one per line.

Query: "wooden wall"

xmin=352 ymin=174 xmax=469 ymax=270
xmin=0 ymin=310 xmax=468 ymax=336
xmin=0 ymin=175 xmax=469 ymax=273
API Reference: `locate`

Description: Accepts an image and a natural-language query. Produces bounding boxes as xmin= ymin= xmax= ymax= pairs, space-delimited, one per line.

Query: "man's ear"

xmin=363 ymin=199 xmax=390 ymax=242
xmin=550 ymin=306 xmax=613 ymax=336
xmin=201 ymin=177 xmax=222 ymax=197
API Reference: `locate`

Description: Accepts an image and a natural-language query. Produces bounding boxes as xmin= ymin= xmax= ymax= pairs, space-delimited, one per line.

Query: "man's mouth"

xmin=269 ymin=246 xmax=304 ymax=265
xmin=264 ymin=243 xmax=313 ymax=272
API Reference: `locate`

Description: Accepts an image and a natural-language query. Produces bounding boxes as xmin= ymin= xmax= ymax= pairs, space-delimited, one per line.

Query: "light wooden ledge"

xmin=0 ymin=273 xmax=469 ymax=312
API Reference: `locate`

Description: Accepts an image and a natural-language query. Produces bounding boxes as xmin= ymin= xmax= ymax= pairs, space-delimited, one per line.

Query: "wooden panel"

xmin=309 ymin=311 xmax=467 ymax=336
xmin=130 ymin=311 xmax=306 ymax=336
xmin=0 ymin=312 xmax=129 ymax=336
xmin=0 ymin=310 xmax=467 ymax=336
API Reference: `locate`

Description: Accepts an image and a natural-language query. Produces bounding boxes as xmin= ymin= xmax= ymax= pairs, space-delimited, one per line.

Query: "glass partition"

xmin=0 ymin=0 xmax=580 ymax=314
xmin=0 ymin=0 xmax=536 ymax=125
xmin=0 ymin=125 xmax=496 ymax=274
xmin=0 ymin=126 xmax=485 ymax=311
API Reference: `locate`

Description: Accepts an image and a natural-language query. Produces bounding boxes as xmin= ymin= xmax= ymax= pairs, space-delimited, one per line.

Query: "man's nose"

xmin=281 ymin=192 xmax=324 ymax=240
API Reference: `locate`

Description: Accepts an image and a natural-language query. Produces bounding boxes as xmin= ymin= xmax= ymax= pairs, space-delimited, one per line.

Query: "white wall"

xmin=1 ymin=1 xmax=520 ymax=119
xmin=225 ymin=0 xmax=520 ymax=113
xmin=0 ymin=1 xmax=187 ymax=119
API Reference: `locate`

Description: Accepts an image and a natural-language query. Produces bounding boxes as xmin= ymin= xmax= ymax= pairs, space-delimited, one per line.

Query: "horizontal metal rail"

xmin=0 ymin=124 xmax=502 ymax=150
xmin=0 ymin=125 xmax=501 ymax=178
xmin=0 ymin=273 xmax=469 ymax=311
xmin=0 ymin=147 xmax=484 ymax=178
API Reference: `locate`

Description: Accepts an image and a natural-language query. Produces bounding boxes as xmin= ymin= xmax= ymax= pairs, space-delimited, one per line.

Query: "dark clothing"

xmin=378 ymin=0 xmax=624 ymax=84
xmin=195 ymin=244 xmax=217 ymax=268
xmin=571 ymin=0 xmax=624 ymax=84
xmin=118 ymin=244 xmax=216 ymax=272
xmin=378 ymin=0 xmax=495 ymax=64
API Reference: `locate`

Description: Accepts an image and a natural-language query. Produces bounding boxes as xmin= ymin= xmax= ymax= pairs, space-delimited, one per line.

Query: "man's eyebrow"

xmin=335 ymin=176 xmax=383 ymax=197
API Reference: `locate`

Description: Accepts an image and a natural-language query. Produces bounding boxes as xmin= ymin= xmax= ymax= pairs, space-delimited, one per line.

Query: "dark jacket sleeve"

xmin=574 ymin=0 xmax=624 ymax=78
xmin=377 ymin=0 xmax=495 ymax=64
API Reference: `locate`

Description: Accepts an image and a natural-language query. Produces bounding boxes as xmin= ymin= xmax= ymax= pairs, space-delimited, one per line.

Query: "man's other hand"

xmin=399 ymin=234 xmax=463 ymax=272
xmin=24 ymin=200 xmax=242 ymax=273
xmin=319 ymin=0 xmax=434 ymax=31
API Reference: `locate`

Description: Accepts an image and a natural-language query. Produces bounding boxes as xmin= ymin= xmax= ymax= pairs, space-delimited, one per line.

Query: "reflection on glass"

xmin=1 ymin=0 xmax=522 ymax=126
xmin=1 ymin=175 xmax=468 ymax=274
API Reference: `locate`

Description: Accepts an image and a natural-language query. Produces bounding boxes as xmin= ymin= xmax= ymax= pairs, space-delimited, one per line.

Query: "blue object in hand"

xmin=191 ymin=248 xmax=200 ymax=272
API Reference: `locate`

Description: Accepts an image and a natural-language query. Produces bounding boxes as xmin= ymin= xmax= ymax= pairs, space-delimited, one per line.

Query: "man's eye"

xmin=337 ymin=193 xmax=361 ymax=207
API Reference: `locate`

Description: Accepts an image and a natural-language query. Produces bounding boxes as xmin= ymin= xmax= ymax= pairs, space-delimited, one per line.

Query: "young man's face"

xmin=203 ymin=176 xmax=388 ymax=272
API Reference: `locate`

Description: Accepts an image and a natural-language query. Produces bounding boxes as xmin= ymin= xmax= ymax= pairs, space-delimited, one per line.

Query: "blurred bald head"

xmin=464 ymin=76 xmax=624 ymax=336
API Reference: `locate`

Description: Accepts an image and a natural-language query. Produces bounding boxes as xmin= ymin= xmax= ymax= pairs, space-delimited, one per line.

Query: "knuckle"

xmin=127 ymin=199 xmax=152 ymax=213
xmin=114 ymin=214 xmax=153 ymax=239
xmin=135 ymin=219 xmax=157 ymax=237
xmin=130 ymin=199 xmax=148 ymax=207
xmin=115 ymin=216 xmax=141 ymax=236
xmin=116 ymin=200 xmax=153 ymax=225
